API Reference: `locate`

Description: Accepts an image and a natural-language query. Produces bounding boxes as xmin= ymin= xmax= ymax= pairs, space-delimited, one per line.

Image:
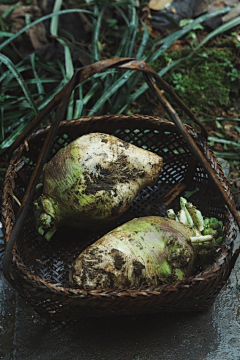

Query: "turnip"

xmin=70 ymin=198 xmax=223 ymax=290
xmin=34 ymin=133 xmax=163 ymax=240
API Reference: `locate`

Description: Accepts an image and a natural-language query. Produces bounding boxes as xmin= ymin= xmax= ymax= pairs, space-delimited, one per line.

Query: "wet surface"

xmin=0 ymin=222 xmax=240 ymax=360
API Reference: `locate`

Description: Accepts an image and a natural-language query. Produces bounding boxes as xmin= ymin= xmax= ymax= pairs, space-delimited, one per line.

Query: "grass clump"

xmin=0 ymin=0 xmax=239 ymax=163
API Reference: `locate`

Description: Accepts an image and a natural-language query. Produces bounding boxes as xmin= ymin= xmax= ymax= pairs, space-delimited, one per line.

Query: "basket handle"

xmin=3 ymin=58 xmax=240 ymax=283
xmin=8 ymin=58 xmax=207 ymax=157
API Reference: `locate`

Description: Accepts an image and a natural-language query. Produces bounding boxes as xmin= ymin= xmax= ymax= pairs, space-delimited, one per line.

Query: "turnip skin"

xmin=70 ymin=216 xmax=195 ymax=290
xmin=34 ymin=133 xmax=163 ymax=239
xmin=70 ymin=198 xmax=223 ymax=290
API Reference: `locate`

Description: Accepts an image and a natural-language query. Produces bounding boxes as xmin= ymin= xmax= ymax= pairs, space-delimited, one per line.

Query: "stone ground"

xmin=0 ymin=219 xmax=240 ymax=360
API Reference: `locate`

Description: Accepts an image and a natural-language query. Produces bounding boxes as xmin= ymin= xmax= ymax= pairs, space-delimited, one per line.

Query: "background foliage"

xmin=0 ymin=0 xmax=240 ymax=195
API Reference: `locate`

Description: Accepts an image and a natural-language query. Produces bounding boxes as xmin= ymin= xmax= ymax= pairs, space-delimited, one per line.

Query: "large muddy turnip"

xmin=70 ymin=199 xmax=223 ymax=290
xmin=34 ymin=133 xmax=163 ymax=240
xmin=70 ymin=216 xmax=196 ymax=289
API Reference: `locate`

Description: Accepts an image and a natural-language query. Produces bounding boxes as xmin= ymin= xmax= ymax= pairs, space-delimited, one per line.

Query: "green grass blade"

xmin=214 ymin=151 xmax=239 ymax=159
xmin=113 ymin=6 xmax=130 ymax=27
xmin=32 ymin=59 xmax=61 ymax=75
xmin=64 ymin=45 xmax=74 ymax=81
xmin=115 ymin=27 xmax=129 ymax=57
xmin=0 ymin=53 xmax=38 ymax=115
xmin=120 ymin=4 xmax=138 ymax=58
xmin=113 ymin=21 xmax=150 ymax=112
xmin=53 ymin=39 xmax=74 ymax=119
xmin=0 ymin=64 xmax=32 ymax=83
xmin=67 ymin=94 xmax=74 ymax=119
xmin=82 ymin=82 xmax=100 ymax=106
xmin=34 ymin=79 xmax=66 ymax=111
xmin=57 ymin=58 xmax=67 ymax=80
xmin=0 ymin=9 xmax=93 ymax=51
xmin=136 ymin=20 xmax=149 ymax=59
xmin=30 ymin=53 xmax=45 ymax=98
xmin=4 ymin=78 xmax=59 ymax=88
xmin=0 ymin=31 xmax=13 ymax=38
xmin=194 ymin=16 xmax=240 ymax=52
xmin=73 ymin=85 xmax=83 ymax=118
xmin=0 ymin=77 xmax=67 ymax=152
xmin=88 ymin=71 xmax=132 ymax=116
xmin=200 ymin=117 xmax=240 ymax=122
xmin=1 ymin=107 xmax=4 ymax=141
xmin=1 ymin=4 xmax=19 ymax=19
xmin=208 ymin=137 xmax=240 ymax=148
xmin=50 ymin=0 xmax=63 ymax=36
xmin=50 ymin=0 xmax=75 ymax=118
xmin=126 ymin=5 xmax=138 ymax=57
xmin=54 ymin=37 xmax=74 ymax=81
xmin=73 ymin=99 xmax=83 ymax=118
xmin=105 ymin=0 xmax=135 ymax=6
xmin=92 ymin=5 xmax=104 ymax=62
xmin=0 ymin=121 xmax=28 ymax=151
xmin=0 ymin=110 xmax=28 ymax=125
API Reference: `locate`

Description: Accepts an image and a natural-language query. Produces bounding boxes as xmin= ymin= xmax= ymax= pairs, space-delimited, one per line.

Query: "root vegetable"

xmin=70 ymin=199 xmax=223 ymax=290
xmin=70 ymin=216 xmax=195 ymax=290
xmin=34 ymin=132 xmax=163 ymax=240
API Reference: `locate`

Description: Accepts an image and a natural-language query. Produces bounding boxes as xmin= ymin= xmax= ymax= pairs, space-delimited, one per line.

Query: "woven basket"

xmin=2 ymin=58 xmax=239 ymax=322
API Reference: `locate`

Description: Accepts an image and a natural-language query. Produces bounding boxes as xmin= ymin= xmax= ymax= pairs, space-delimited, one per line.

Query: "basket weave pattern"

xmin=2 ymin=114 xmax=237 ymax=321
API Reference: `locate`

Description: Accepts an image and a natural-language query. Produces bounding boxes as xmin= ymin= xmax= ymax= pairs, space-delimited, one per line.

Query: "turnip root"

xmin=34 ymin=133 xmax=163 ymax=240
xmin=70 ymin=216 xmax=196 ymax=289
xmin=70 ymin=199 xmax=223 ymax=290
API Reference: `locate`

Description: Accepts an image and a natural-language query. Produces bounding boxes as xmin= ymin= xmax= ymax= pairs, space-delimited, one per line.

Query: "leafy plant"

xmin=0 ymin=0 xmax=239 ymax=164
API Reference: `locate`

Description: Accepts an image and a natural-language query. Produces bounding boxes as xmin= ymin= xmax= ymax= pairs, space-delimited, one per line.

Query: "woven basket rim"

xmin=12 ymin=246 xmax=231 ymax=298
xmin=21 ymin=114 xmax=178 ymax=139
